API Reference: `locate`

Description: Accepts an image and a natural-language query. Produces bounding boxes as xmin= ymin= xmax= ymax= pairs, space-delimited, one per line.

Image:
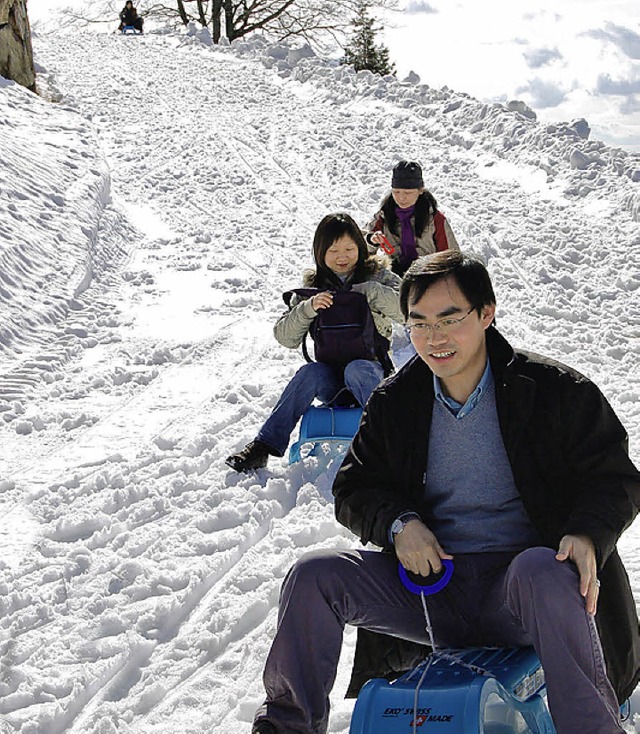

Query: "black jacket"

xmin=333 ymin=326 xmax=640 ymax=702
xmin=120 ymin=6 xmax=138 ymax=25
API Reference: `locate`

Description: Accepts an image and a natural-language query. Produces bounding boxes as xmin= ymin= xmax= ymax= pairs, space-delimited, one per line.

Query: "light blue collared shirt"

xmin=433 ymin=360 xmax=493 ymax=419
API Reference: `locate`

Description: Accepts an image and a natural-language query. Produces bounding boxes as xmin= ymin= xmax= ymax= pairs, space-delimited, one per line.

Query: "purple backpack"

xmin=284 ymin=288 xmax=393 ymax=376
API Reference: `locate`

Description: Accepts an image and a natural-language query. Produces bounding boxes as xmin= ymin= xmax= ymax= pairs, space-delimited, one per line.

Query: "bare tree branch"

xmin=56 ymin=0 xmax=398 ymax=50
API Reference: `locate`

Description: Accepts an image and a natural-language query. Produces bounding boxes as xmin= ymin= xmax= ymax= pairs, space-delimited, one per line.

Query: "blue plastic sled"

xmin=121 ymin=25 xmax=142 ymax=34
xmin=350 ymin=646 xmax=556 ymax=734
xmin=288 ymin=406 xmax=362 ymax=464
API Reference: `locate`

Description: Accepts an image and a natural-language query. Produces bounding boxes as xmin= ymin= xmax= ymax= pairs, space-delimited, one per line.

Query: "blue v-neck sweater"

xmin=425 ymin=380 xmax=540 ymax=554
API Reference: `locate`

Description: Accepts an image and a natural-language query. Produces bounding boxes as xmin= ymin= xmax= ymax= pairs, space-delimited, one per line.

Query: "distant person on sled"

xmin=365 ymin=160 xmax=459 ymax=276
xmin=118 ymin=1 xmax=143 ymax=33
xmin=225 ymin=212 xmax=403 ymax=473
xmin=251 ymin=251 xmax=640 ymax=734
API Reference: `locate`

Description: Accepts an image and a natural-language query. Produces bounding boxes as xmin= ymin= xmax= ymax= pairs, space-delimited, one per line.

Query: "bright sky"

xmin=384 ymin=0 xmax=640 ymax=151
xmin=27 ymin=0 xmax=640 ymax=151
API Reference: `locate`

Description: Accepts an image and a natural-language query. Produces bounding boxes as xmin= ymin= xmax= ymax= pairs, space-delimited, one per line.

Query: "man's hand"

xmin=394 ymin=519 xmax=453 ymax=577
xmin=556 ymin=534 xmax=599 ymax=615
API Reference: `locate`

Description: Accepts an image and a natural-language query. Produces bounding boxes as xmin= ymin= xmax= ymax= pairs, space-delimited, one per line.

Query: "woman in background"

xmin=118 ymin=1 xmax=144 ymax=33
xmin=365 ymin=160 xmax=458 ymax=275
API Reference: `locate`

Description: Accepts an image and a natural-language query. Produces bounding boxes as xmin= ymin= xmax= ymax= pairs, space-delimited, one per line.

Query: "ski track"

xmin=0 ymin=26 xmax=637 ymax=733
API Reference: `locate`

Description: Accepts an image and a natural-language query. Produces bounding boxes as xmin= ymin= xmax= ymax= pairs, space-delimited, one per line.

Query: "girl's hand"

xmin=311 ymin=291 xmax=333 ymax=311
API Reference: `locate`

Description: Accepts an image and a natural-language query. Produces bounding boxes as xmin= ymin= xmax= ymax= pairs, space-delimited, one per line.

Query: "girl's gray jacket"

xmin=273 ymin=265 xmax=403 ymax=350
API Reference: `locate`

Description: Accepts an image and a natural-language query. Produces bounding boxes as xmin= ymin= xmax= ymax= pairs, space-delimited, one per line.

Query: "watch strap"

xmin=390 ymin=512 xmax=421 ymax=542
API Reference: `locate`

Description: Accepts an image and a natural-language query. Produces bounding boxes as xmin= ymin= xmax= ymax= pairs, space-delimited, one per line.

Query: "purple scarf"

xmin=396 ymin=205 xmax=417 ymax=263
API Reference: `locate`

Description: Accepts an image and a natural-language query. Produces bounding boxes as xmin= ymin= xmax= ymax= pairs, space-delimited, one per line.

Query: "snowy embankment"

xmin=0 ymin=75 xmax=111 ymax=358
xmin=0 ymin=25 xmax=638 ymax=734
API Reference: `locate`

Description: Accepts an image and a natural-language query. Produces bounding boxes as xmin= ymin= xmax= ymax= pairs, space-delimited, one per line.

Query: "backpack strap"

xmin=283 ymin=288 xmax=321 ymax=365
xmin=283 ymin=287 xmax=319 ymax=307
xmin=433 ymin=210 xmax=449 ymax=252
xmin=372 ymin=214 xmax=385 ymax=233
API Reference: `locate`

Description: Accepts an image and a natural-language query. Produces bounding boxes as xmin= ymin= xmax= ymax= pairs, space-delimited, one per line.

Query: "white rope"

xmin=412 ymin=591 xmax=495 ymax=734
xmin=412 ymin=592 xmax=436 ymax=734
xmin=420 ymin=590 xmax=437 ymax=651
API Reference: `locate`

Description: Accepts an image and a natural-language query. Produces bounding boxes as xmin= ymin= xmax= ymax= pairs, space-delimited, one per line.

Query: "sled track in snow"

xmin=62 ymin=505 xmax=293 ymax=733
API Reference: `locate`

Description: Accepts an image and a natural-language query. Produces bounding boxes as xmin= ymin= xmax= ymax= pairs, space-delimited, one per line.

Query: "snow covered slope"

xmin=0 ymin=27 xmax=638 ymax=733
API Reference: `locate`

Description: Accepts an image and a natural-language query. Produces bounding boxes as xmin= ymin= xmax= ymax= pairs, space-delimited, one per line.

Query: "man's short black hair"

xmin=400 ymin=251 xmax=496 ymax=320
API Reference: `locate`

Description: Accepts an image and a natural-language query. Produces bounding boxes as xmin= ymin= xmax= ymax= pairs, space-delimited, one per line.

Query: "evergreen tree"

xmin=343 ymin=1 xmax=395 ymax=77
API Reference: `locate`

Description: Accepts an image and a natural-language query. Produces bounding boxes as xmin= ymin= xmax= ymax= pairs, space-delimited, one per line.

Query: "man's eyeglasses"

xmin=405 ymin=307 xmax=475 ymax=337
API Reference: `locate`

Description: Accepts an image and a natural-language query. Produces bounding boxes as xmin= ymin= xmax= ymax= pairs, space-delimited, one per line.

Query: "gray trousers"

xmin=254 ymin=547 xmax=623 ymax=734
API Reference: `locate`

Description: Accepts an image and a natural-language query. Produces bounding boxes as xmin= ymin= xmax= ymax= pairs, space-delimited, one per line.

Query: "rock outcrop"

xmin=0 ymin=0 xmax=35 ymax=91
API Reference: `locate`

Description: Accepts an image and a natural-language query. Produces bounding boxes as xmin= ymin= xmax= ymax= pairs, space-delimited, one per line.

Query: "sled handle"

xmin=378 ymin=234 xmax=395 ymax=255
xmin=398 ymin=559 xmax=454 ymax=596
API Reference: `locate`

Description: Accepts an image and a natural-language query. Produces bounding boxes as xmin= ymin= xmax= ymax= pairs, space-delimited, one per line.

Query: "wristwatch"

xmin=390 ymin=512 xmax=421 ymax=541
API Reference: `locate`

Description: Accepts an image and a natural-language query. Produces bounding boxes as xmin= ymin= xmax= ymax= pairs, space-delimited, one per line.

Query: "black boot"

xmin=225 ymin=440 xmax=271 ymax=472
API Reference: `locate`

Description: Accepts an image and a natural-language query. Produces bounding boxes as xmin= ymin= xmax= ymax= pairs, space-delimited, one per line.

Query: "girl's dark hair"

xmin=381 ymin=190 xmax=438 ymax=238
xmin=311 ymin=213 xmax=371 ymax=287
xmin=400 ymin=251 xmax=496 ymax=320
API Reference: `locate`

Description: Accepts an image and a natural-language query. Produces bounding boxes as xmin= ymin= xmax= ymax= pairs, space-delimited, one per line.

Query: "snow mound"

xmin=0 ymin=80 xmax=113 ymax=361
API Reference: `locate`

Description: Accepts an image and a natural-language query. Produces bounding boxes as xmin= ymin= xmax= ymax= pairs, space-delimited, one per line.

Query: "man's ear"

xmin=481 ymin=303 xmax=496 ymax=330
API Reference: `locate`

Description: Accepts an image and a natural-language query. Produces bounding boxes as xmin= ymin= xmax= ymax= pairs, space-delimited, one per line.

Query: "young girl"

xmin=226 ymin=213 xmax=403 ymax=473
xmin=366 ymin=160 xmax=459 ymax=276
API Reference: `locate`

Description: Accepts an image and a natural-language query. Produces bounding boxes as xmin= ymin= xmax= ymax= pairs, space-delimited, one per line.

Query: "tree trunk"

xmin=223 ymin=0 xmax=234 ymax=41
xmin=196 ymin=0 xmax=207 ymax=27
xmin=176 ymin=0 xmax=188 ymax=26
xmin=0 ymin=0 xmax=35 ymax=91
xmin=211 ymin=0 xmax=222 ymax=42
